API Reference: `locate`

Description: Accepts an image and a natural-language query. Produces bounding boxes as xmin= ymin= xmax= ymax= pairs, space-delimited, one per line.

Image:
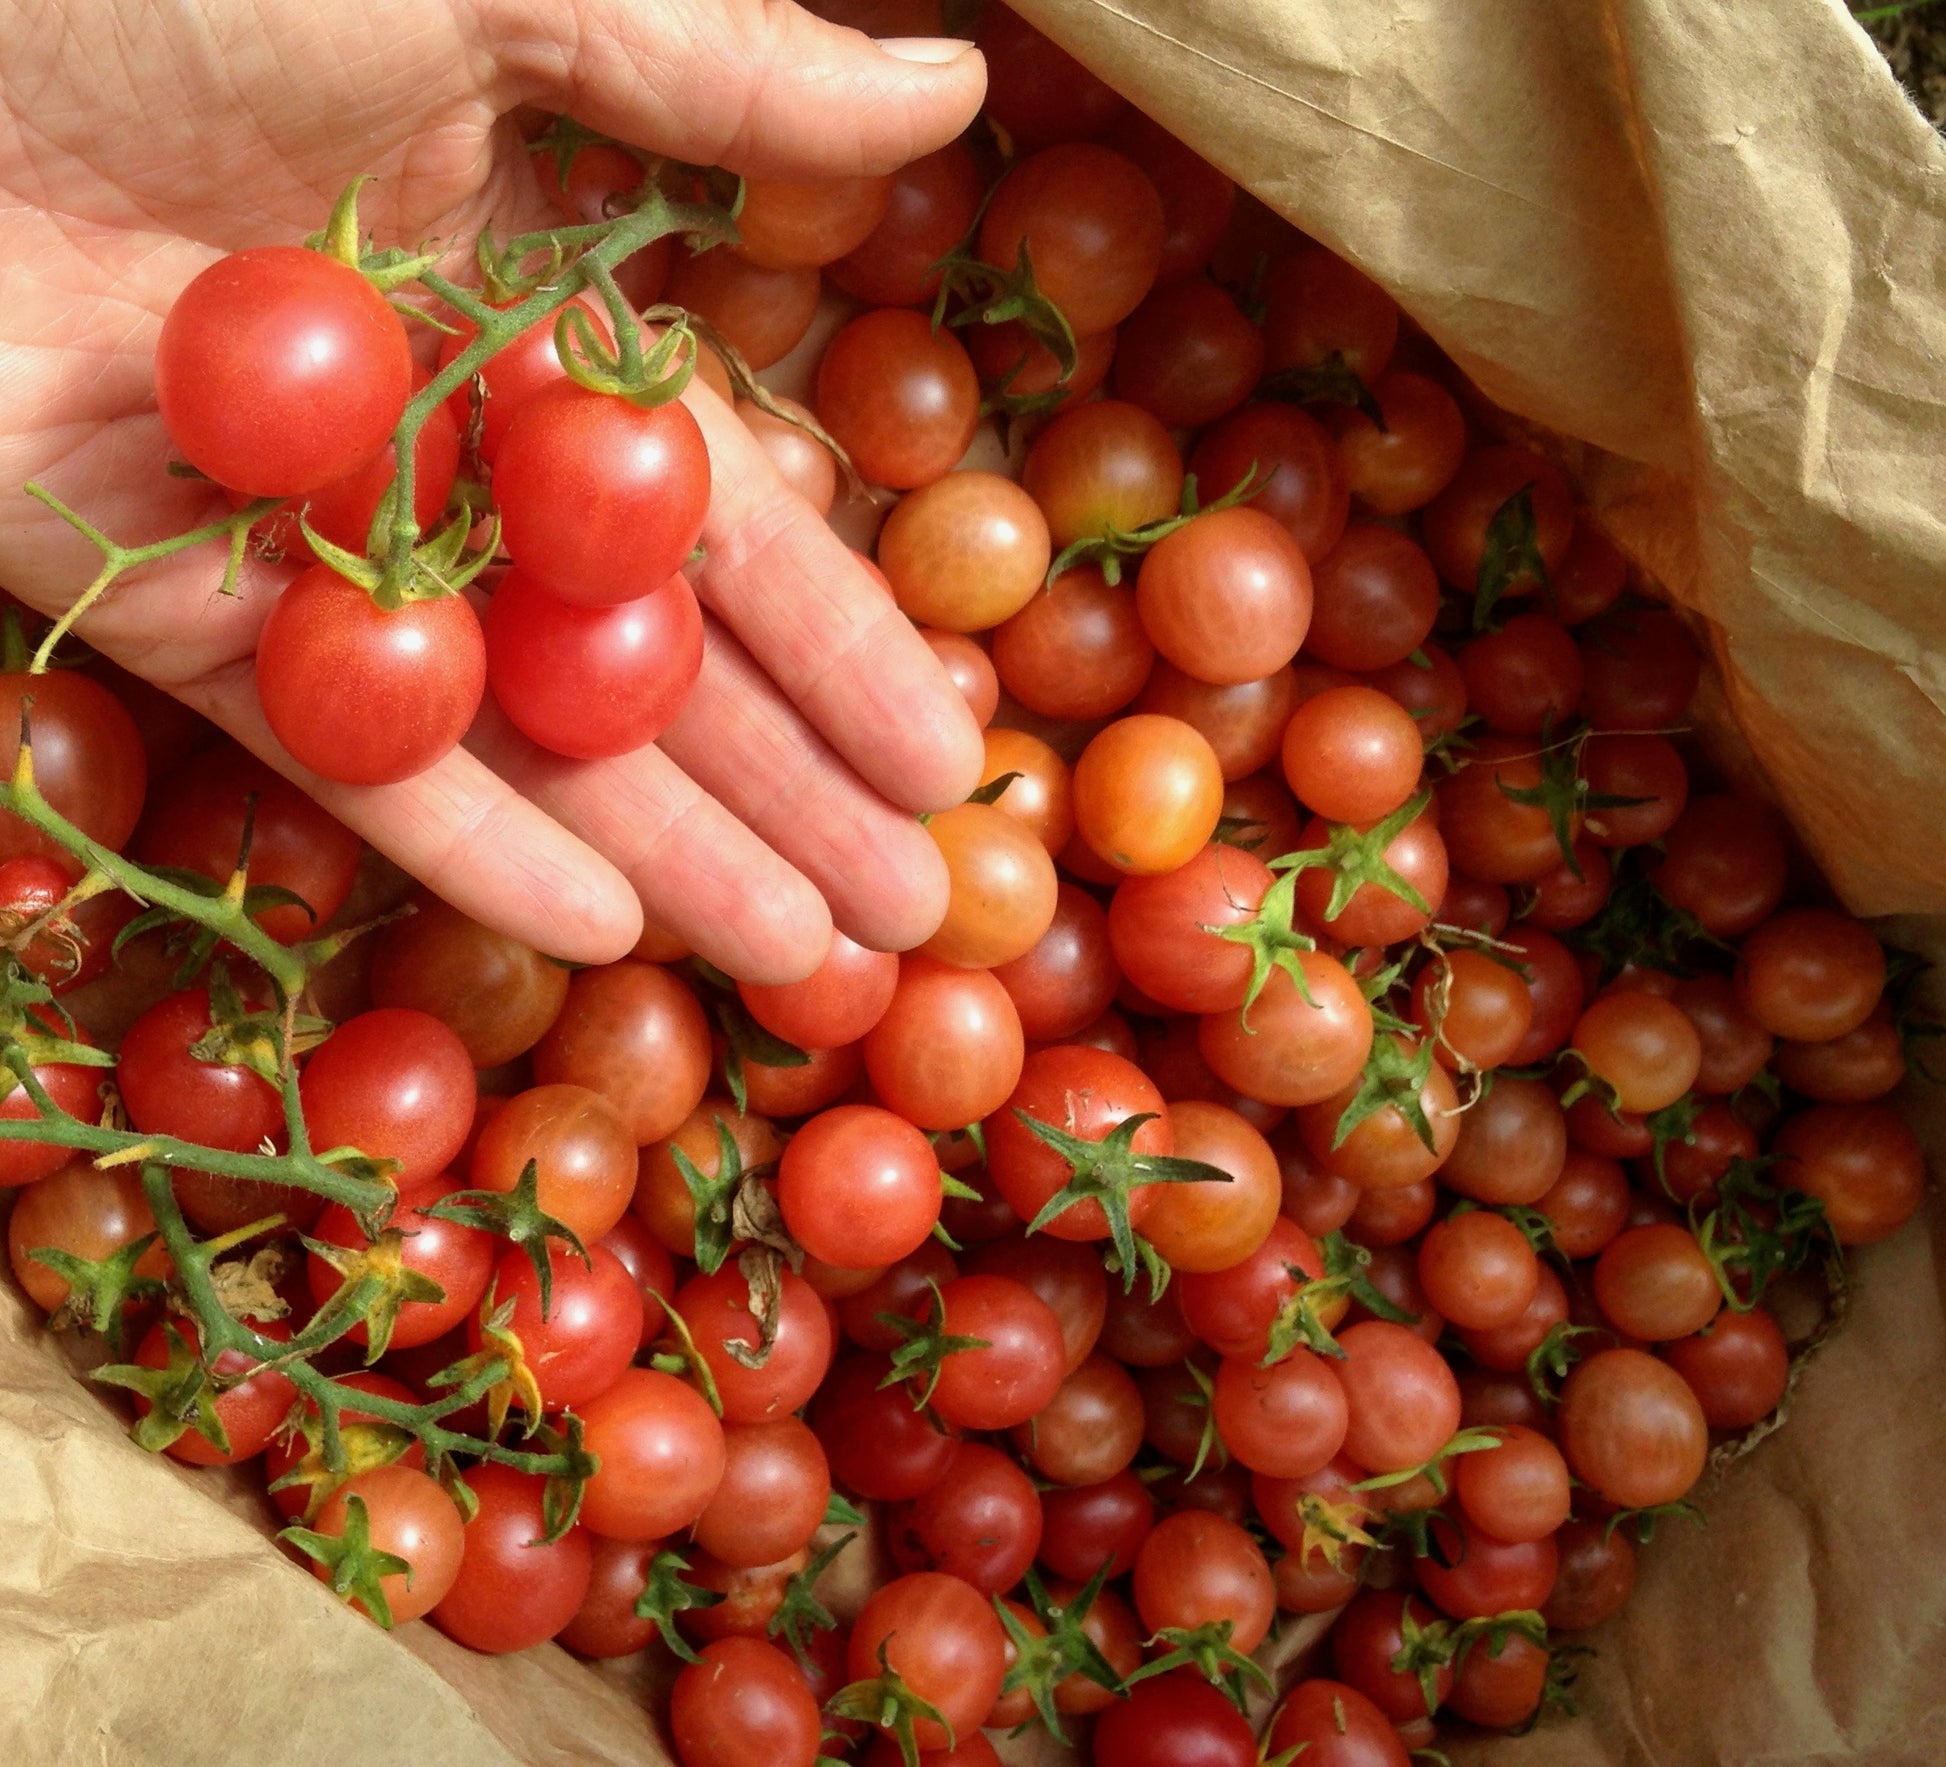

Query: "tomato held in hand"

xmin=495 ymin=381 xmax=710 ymax=606
xmin=255 ymin=566 xmax=485 ymax=786
xmin=156 ymin=245 xmax=412 ymax=496
xmin=485 ymin=568 xmax=703 ymax=759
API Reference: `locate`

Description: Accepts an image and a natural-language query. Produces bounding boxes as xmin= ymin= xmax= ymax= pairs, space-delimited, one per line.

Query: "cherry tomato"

xmin=992 ymin=566 xmax=1155 ymax=721
xmin=1134 ymin=1508 xmax=1275 ymax=1651
xmin=992 ymin=882 xmax=1120 ymax=1041
xmin=1572 ymin=991 xmax=1703 ymax=1113
xmin=779 ymin=1103 xmax=942 ymax=1270
xmin=828 ymin=143 xmax=984 ymax=307
xmin=1073 ymin=715 xmax=1225 ymax=876
xmin=1416 ymin=1211 xmax=1540 ymax=1331
xmin=132 ymin=1315 xmax=296 ymax=1466
xmin=1113 ymin=276 xmax=1265 ymax=428
xmin=735 ymin=172 xmax=895 ymax=269
xmin=6 ymin=1159 xmax=169 ymax=1315
xmin=558 ymin=1535 xmax=663 ymax=1659
xmin=1290 ymin=807 xmax=1447 ymax=949
xmin=1199 ymin=954 xmax=1373 ymax=1108
xmin=878 ymin=471 xmax=1051 ymax=633
xmin=1090 ymin=1672 xmax=1256 ymax=1767
xmin=978 ymin=145 xmax=1165 ymax=336
xmin=578 ymin=1367 xmax=726 ymax=1540
xmin=485 ymin=568 xmax=702 ymax=759
xmin=922 ymin=801 xmax=1060 ymax=969
xmin=1335 ymin=1320 xmax=1462 ymax=1473
xmin=976 ymin=5 xmax=1129 ymax=148
xmin=811 ymin=1351 xmax=961 ymax=1501
xmin=1544 ymin=1516 xmax=1637 ymax=1631
xmin=817 ymin=308 xmax=979 ymax=489
xmin=471 ymin=1082 xmax=637 ymax=1242
xmin=1136 ymin=508 xmax=1313 ymax=686
xmin=136 ymin=742 xmax=361 ymax=942
xmin=890 ymin=1441 xmax=1043 ymax=1593
xmin=1447 ymin=1630 xmax=1551 ymax=1729
xmin=664 ymin=249 xmax=820 ymax=371
xmin=963 ymin=1234 xmax=1108 ymax=1373
xmin=1331 ymin=1590 xmax=1452 ymax=1724
xmin=1139 ymin=1100 xmax=1282 ymax=1273
xmin=670 ymin=1635 xmax=822 ymax=1767
xmin=369 ymin=891 xmax=569 ymax=1067
xmin=1773 ymin=1102 xmax=1925 ymax=1244
xmin=300 ymin=1007 xmax=475 ymax=1191
xmin=1281 ymin=685 xmax=1424 ymax=824
xmin=535 ymin=959 xmax=712 ymax=1147
xmin=1021 ymin=399 xmax=1182 ymax=551
xmin=676 ymin=1262 xmax=832 ymax=1424
xmin=1772 ymin=1002 xmax=1906 ymax=1102
xmin=1736 ymin=908 xmax=1886 ymax=1044
xmin=694 ymin=1416 xmax=831 ymax=1570
xmin=432 ymin=1462 xmax=592 ymax=1651
xmin=847 ymin=1572 xmax=1007 ymax=1753
xmin=1664 ymin=1306 xmax=1790 ymax=1429
xmin=1265 ymin=1678 xmax=1411 ymax=1767
xmin=908 ymin=1273 xmax=1066 ymax=1432
xmin=1652 ymin=795 xmax=1790 ymax=937
xmin=1178 ymin=1215 xmax=1335 ymax=1361
xmin=1262 ymin=245 xmax=1398 ymax=381
xmin=1329 ymin=370 xmax=1467 ymax=517
xmin=1108 ymin=842 xmax=1271 ymax=1015
xmin=1454 ymin=1423 xmax=1572 ymax=1544
xmin=468 ymin=1241 xmax=640 ymax=1409
xmin=255 ymin=565 xmax=484 ymax=786
xmin=156 ymin=245 xmax=412 ymax=495
xmin=864 ymin=956 xmax=1025 ymax=1132
xmin=306 ymin=1171 xmax=494 ymax=1350
xmin=495 ymin=381 xmax=709 ymax=607
xmin=1421 ymin=445 xmax=1574 ymax=596
xmin=1189 ymin=403 xmax=1350 ymax=562
xmin=1459 ymin=611 xmax=1584 ymax=736
xmin=311 ymin=1463 xmax=464 ymax=1624
xmin=117 ymin=986 xmax=282 ymax=1164
xmin=1557 ymin=1347 xmax=1708 ymax=1508
xmin=1304 ymin=526 xmax=1442 ymax=671
xmin=1578 ymin=606 xmax=1701 ymax=729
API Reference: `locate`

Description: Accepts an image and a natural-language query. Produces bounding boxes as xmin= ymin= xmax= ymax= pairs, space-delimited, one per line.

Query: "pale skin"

xmin=0 ymin=0 xmax=989 ymax=979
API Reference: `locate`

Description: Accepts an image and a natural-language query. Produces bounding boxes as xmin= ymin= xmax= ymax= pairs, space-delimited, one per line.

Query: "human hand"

xmin=0 ymin=0 xmax=988 ymax=979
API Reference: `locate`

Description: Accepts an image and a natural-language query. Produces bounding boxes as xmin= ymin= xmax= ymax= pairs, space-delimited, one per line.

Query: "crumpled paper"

xmin=4 ymin=2 xmax=1944 ymax=1762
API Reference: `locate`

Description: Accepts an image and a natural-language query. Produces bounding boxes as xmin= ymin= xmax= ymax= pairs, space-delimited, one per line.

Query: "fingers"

xmin=473 ymin=0 xmax=985 ymax=177
xmin=660 ymin=612 xmax=952 ymax=956
xmin=681 ymin=379 xmax=985 ymax=815
xmin=176 ymin=660 xmax=648 ymax=966
xmin=462 ymin=693 xmax=837 ymax=986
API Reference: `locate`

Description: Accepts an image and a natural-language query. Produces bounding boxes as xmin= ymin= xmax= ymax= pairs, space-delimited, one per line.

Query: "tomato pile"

xmin=2 ymin=6 xmax=1936 ymax=1767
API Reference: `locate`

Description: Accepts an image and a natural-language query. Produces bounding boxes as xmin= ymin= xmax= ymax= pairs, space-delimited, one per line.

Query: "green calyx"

xmin=281 ymin=1493 xmax=414 ymax=1629
xmin=1123 ymin=1617 xmax=1271 ymax=1713
xmin=827 ymin=1638 xmax=957 ymax=1767
xmin=1350 ymin=1426 xmax=1505 ymax=1498
xmin=994 ymin=1565 xmax=1128 ymax=1741
xmin=1329 ymin=1031 xmax=1442 ymax=1156
xmin=877 ymin=1276 xmax=993 ymax=1410
xmin=1473 ymin=486 xmax=1550 ymax=630
xmin=1010 ymin=1108 xmax=1232 ymax=1296
xmin=1263 ymin=1230 xmax=1418 ymax=1365
xmin=421 ymin=1158 xmax=588 ymax=1321
xmin=632 ymin=1547 xmax=726 ymax=1664
xmin=1257 ymin=350 xmax=1386 ymax=428
xmin=1042 ymin=464 xmax=1267 ymax=588
xmin=770 ymin=1530 xmax=855 ymax=1666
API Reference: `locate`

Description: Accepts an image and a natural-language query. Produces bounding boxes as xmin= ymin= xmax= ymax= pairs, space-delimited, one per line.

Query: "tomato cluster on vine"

xmin=1 ymin=6 xmax=1934 ymax=1767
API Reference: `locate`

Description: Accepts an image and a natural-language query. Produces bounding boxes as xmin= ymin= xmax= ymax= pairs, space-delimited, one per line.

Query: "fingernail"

xmin=876 ymin=35 xmax=977 ymax=64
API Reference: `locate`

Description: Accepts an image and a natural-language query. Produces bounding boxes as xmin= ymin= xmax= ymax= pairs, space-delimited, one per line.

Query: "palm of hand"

xmin=0 ymin=0 xmax=985 ymax=975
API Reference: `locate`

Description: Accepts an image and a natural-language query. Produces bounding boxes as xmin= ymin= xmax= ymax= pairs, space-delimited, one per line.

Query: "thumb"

xmin=475 ymin=0 xmax=987 ymax=177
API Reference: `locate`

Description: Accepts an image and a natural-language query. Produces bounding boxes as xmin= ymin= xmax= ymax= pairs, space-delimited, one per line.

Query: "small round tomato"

xmin=817 ymin=308 xmax=979 ymax=489
xmin=694 ymin=1416 xmax=831 ymax=1570
xmin=577 ymin=1368 xmax=727 ymax=1540
xmin=864 ymin=957 xmax=1024 ymax=1132
xmin=495 ymin=382 xmax=709 ymax=606
xmin=432 ymin=1463 xmax=593 ymax=1652
xmin=1545 ymin=1516 xmax=1637 ymax=1631
xmin=921 ymin=800 xmax=1060 ymax=970
xmin=1735 ymin=908 xmax=1886 ymax=1045
xmin=1090 ymin=1672 xmax=1256 ymax=1767
xmin=991 ymin=882 xmax=1121 ymax=1042
xmin=1772 ymin=1102 xmax=1925 ymax=1245
xmin=675 ymin=1262 xmax=832 ymax=1424
xmin=1592 ymin=1223 xmax=1721 ymax=1342
xmin=1332 ymin=1590 xmax=1452 ymax=1725
xmin=485 ymin=568 xmax=703 ymax=759
xmin=1415 ymin=1513 xmax=1559 ymax=1620
xmin=827 ymin=143 xmax=984 ymax=307
xmin=909 ymin=1274 xmax=1066 ymax=1432
xmin=1133 ymin=1509 xmax=1275 ymax=1652
xmin=7 ymin=1159 xmax=169 ymax=1315
xmin=1022 ymin=400 xmax=1182 ymax=551
xmin=466 ymin=1242 xmax=641 ymax=1410
xmin=1304 ymin=525 xmax=1442 ymax=670
xmin=300 ymin=1007 xmax=476 ymax=1192
xmin=890 ymin=1441 xmax=1043 ymax=1593
xmin=255 ymin=565 xmax=485 ymax=786
xmin=306 ymin=1172 xmax=494 ymax=1350
xmin=1281 ymin=685 xmax=1424 ymax=824
xmin=1420 ymin=445 xmax=1574 ymax=597
xmin=534 ymin=959 xmax=712 ymax=1147
xmin=738 ymin=930 xmax=897 ymax=1051
xmin=978 ymin=144 xmax=1165 ymax=336
xmin=1416 ymin=1211 xmax=1541 ymax=1332
xmin=1113 ymin=275 xmax=1264 ymax=428
xmin=1454 ymin=1423 xmax=1572 ymax=1544
xmin=848 ymin=1572 xmax=1007 ymax=1754
xmin=734 ymin=172 xmax=896 ymax=269
xmin=992 ymin=566 xmax=1155 ymax=722
xmin=1189 ymin=403 xmax=1349 ymax=562
xmin=1663 ymin=1306 xmax=1790 ymax=1429
xmin=156 ymin=245 xmax=412 ymax=495
xmin=1073 ymin=715 xmax=1225 ymax=877
xmin=1558 ymin=1348 xmax=1708 ymax=1509
xmin=136 ymin=742 xmax=361 ymax=942
xmin=671 ymin=1636 xmax=823 ymax=1767
xmin=1262 ymin=245 xmax=1399 ymax=381
xmin=879 ymin=471 xmax=1050 ymax=633
xmin=470 ymin=1082 xmax=637 ymax=1242
xmin=1335 ymin=1320 xmax=1462 ymax=1473
xmin=1265 ymin=1678 xmax=1410 ymax=1767
xmin=1135 ymin=508 xmax=1313 ymax=686
xmin=1653 ymin=795 xmax=1790 ymax=937
xmin=131 ymin=1315 xmax=296 ymax=1466
xmin=811 ymin=1351 xmax=961 ymax=1502
xmin=778 ymin=1104 xmax=942 ymax=1271
xmin=311 ymin=1464 xmax=464 ymax=1625
xmin=1198 ymin=954 xmax=1373 ymax=1109
xmin=1572 ymin=991 xmax=1702 ymax=1113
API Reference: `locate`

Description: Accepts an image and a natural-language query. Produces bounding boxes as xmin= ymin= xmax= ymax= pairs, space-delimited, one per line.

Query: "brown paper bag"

xmin=6 ymin=3 xmax=1946 ymax=1761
